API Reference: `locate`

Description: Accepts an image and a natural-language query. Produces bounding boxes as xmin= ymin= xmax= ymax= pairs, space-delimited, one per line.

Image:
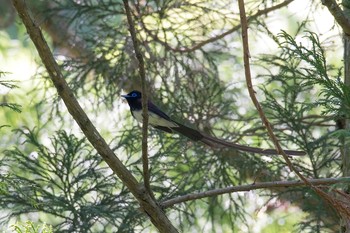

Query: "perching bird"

xmin=121 ymin=90 xmax=305 ymax=156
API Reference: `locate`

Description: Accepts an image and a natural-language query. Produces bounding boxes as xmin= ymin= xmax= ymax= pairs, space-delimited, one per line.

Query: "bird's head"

xmin=121 ymin=90 xmax=142 ymax=100
xmin=121 ymin=90 xmax=142 ymax=108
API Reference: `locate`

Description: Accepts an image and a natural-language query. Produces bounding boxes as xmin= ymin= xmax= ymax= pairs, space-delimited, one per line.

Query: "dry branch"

xmin=140 ymin=0 xmax=294 ymax=53
xmin=122 ymin=0 xmax=153 ymax=200
xmin=161 ymin=177 xmax=350 ymax=208
xmin=237 ymin=0 xmax=350 ymax=219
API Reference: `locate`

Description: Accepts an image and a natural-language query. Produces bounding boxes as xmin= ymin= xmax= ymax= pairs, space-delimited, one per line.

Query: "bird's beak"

xmin=121 ymin=94 xmax=130 ymax=98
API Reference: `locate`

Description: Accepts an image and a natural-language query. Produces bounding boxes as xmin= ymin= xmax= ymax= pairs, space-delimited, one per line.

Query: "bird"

xmin=121 ymin=90 xmax=306 ymax=156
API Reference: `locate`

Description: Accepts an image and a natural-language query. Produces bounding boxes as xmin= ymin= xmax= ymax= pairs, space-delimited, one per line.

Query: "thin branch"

xmin=238 ymin=0 xmax=302 ymax=174
xmin=322 ymin=0 xmax=350 ymax=35
xmin=11 ymin=0 xmax=177 ymax=232
xmin=122 ymin=0 xmax=153 ymax=199
xmin=161 ymin=177 xmax=350 ymax=208
xmin=140 ymin=0 xmax=294 ymax=53
xmin=238 ymin=0 xmax=350 ymax=218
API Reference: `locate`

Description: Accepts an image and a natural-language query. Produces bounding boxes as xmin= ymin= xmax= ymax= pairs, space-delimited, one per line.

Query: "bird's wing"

xmin=153 ymin=126 xmax=174 ymax=133
xmin=148 ymin=101 xmax=173 ymax=121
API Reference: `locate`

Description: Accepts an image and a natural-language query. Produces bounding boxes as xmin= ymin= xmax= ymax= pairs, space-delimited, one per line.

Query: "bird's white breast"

xmin=133 ymin=110 xmax=178 ymax=128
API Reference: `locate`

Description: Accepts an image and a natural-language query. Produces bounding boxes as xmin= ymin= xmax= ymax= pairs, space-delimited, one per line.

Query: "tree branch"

xmin=238 ymin=0 xmax=350 ymax=218
xmin=238 ymin=0 xmax=305 ymax=180
xmin=140 ymin=0 xmax=294 ymax=53
xmin=322 ymin=0 xmax=350 ymax=35
xmin=161 ymin=177 xmax=350 ymax=208
xmin=122 ymin=0 xmax=153 ymax=200
xmin=11 ymin=0 xmax=177 ymax=232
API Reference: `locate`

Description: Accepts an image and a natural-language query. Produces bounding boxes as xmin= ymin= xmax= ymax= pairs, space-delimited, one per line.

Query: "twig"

xmin=11 ymin=0 xmax=177 ymax=232
xmin=238 ymin=0 xmax=350 ymax=218
xmin=238 ymin=0 xmax=302 ymax=174
xmin=140 ymin=0 xmax=294 ymax=53
xmin=322 ymin=0 xmax=350 ymax=35
xmin=161 ymin=177 xmax=350 ymax=208
xmin=122 ymin=0 xmax=153 ymax=199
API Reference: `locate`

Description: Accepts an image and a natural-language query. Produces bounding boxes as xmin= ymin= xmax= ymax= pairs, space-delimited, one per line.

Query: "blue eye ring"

xmin=131 ymin=93 xmax=137 ymax=97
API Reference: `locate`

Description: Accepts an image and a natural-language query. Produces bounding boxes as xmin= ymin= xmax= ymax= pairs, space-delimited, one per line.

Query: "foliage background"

xmin=0 ymin=0 xmax=348 ymax=232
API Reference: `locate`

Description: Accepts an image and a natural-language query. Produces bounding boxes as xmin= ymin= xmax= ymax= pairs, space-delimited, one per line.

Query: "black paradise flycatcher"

xmin=122 ymin=90 xmax=305 ymax=156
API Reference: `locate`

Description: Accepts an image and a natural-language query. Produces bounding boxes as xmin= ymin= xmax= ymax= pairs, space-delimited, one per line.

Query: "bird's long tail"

xmin=171 ymin=122 xmax=306 ymax=156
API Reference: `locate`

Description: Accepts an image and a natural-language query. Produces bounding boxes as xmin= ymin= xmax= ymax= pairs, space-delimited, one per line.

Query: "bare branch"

xmin=140 ymin=0 xmax=294 ymax=53
xmin=238 ymin=0 xmax=301 ymax=173
xmin=161 ymin=177 xmax=350 ymax=208
xmin=122 ymin=0 xmax=154 ymax=200
xmin=11 ymin=0 xmax=177 ymax=232
xmin=238 ymin=0 xmax=350 ymax=218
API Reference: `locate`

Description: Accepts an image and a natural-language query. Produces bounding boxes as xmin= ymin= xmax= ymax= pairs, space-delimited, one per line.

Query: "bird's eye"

xmin=131 ymin=93 xmax=137 ymax=97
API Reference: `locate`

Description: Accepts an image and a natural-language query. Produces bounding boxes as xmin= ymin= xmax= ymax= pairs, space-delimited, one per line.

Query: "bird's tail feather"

xmin=201 ymin=134 xmax=306 ymax=156
xmin=172 ymin=122 xmax=306 ymax=156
